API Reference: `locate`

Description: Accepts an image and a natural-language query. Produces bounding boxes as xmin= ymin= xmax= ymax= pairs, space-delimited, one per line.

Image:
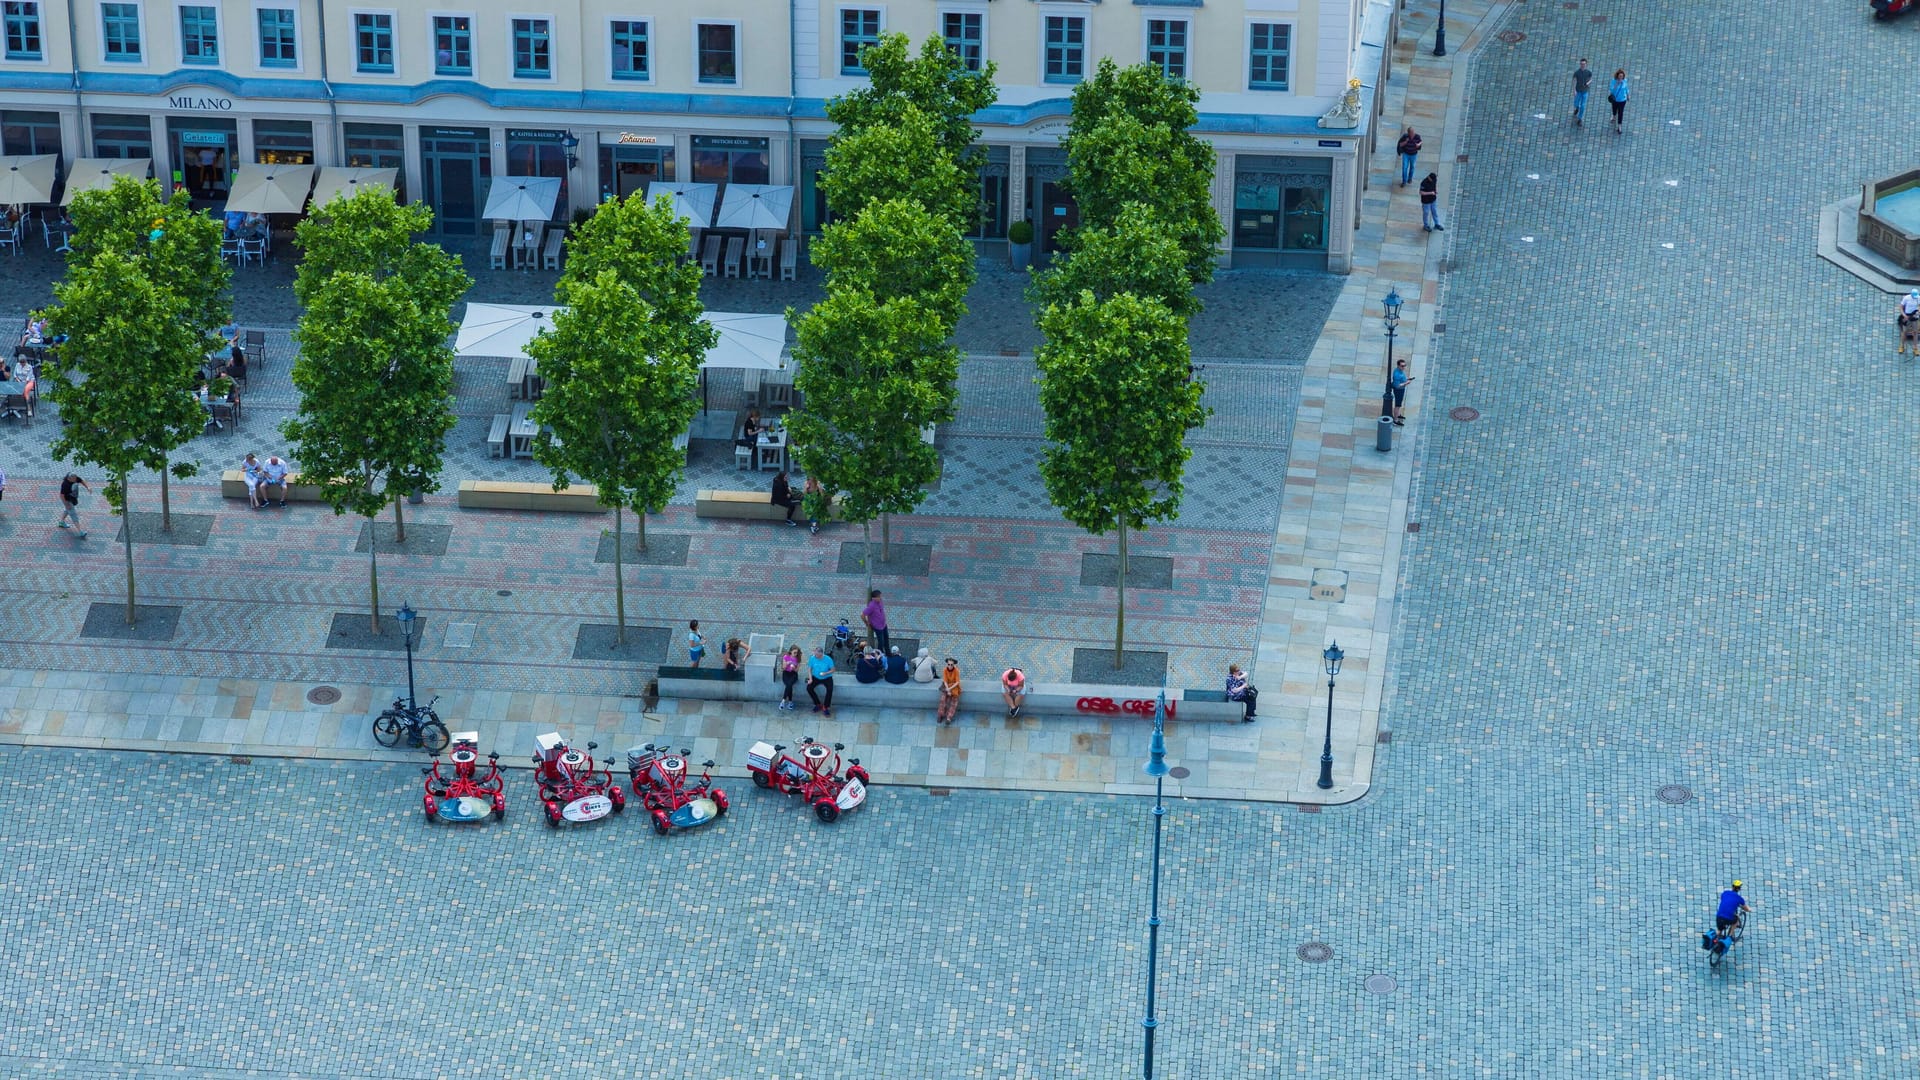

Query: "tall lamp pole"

xmin=1317 ymin=642 xmax=1345 ymax=790
xmin=1380 ymin=287 xmax=1403 ymax=422
xmin=1434 ymin=0 xmax=1448 ymax=56
xmin=1141 ymin=691 xmax=1170 ymax=1078
xmin=396 ymin=602 xmax=418 ymax=710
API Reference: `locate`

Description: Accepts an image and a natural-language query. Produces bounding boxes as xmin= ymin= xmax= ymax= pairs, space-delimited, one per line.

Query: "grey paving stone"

xmin=1080 ymin=553 xmax=1174 ymax=589
xmin=78 ymin=602 xmax=180 ymax=642
xmin=571 ymin=622 xmax=670 ymax=663
xmin=836 ymin=540 xmax=932 ymax=577
xmin=592 ymin=531 xmax=690 ymax=566
xmin=112 ymin=511 xmax=213 ymax=547
xmin=353 ymin=520 xmax=452 ymax=556
xmin=1071 ymin=647 xmax=1169 ymax=687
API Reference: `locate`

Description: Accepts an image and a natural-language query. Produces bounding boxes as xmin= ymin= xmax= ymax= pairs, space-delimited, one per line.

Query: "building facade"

xmin=0 ymin=0 xmax=1393 ymax=270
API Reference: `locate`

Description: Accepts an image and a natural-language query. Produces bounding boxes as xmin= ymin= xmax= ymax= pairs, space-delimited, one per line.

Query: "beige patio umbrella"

xmin=61 ymin=157 xmax=151 ymax=205
xmin=0 ymin=155 xmax=57 ymax=206
xmin=223 ymin=164 xmax=316 ymax=214
xmin=308 ymin=167 xmax=397 ymax=210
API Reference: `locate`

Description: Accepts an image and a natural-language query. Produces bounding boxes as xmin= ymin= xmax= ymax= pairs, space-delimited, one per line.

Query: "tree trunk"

xmin=392 ymin=491 xmax=406 ymax=543
xmin=635 ymin=508 xmax=647 ymax=552
xmin=862 ymin=519 xmax=874 ymax=598
xmin=881 ymin=513 xmax=891 ymax=562
xmin=367 ymin=519 xmax=382 ymax=635
xmin=158 ymin=462 xmax=171 ymax=532
xmin=613 ymin=507 xmax=627 ymax=644
xmin=1114 ymin=521 xmax=1128 ymax=669
xmin=121 ymin=471 xmax=137 ymax=626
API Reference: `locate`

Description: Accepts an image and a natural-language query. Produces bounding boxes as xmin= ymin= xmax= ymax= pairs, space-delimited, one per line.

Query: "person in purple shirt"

xmin=861 ymin=589 xmax=889 ymax=655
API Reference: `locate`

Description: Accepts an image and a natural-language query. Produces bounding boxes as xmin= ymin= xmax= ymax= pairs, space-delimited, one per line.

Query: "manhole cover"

xmin=1497 ymin=30 xmax=1525 ymax=43
xmin=1377 ymin=730 xmax=1392 ymax=744
xmin=1365 ymin=974 xmax=1398 ymax=994
xmin=1657 ymin=784 xmax=1693 ymax=805
xmin=306 ymin=685 xmax=341 ymax=705
xmin=1169 ymin=766 xmax=1191 ymax=780
xmin=497 ymin=589 xmax=512 ymax=596
xmin=229 ymin=755 xmax=253 ymax=766
xmin=1449 ymin=406 xmax=1480 ymax=422
xmin=1406 ymin=522 xmax=1421 ymax=533
xmin=1297 ymin=943 xmax=1333 ymax=964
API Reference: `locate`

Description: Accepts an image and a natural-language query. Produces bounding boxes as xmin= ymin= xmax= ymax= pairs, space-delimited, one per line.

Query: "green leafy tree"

xmin=64 ymin=177 xmax=230 ymax=528
xmin=1061 ymin=59 xmax=1225 ymax=288
xmin=1029 ymin=204 xmax=1198 ymax=320
xmin=284 ymin=192 xmax=467 ymax=632
xmin=41 ymin=253 xmax=211 ymax=624
xmin=1035 ymin=290 xmax=1209 ymax=666
xmin=819 ymin=109 xmax=975 ymax=230
xmin=826 ymin=32 xmax=998 ymax=168
xmin=788 ymin=291 xmax=958 ymax=589
xmin=811 ymin=199 xmax=974 ymax=333
xmin=528 ymin=195 xmax=714 ymax=643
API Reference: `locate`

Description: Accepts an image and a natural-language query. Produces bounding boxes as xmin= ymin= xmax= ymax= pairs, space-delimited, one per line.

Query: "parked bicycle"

xmin=373 ymin=695 xmax=449 ymax=753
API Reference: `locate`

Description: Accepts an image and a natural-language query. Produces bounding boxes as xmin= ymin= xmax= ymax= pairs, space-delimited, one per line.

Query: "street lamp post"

xmin=1434 ymin=0 xmax=1448 ymax=56
xmin=1317 ymin=642 xmax=1345 ymax=790
xmin=1381 ymin=287 xmax=1404 ymax=421
xmin=1141 ymin=691 xmax=1170 ymax=1078
xmin=395 ymin=602 xmax=419 ymax=710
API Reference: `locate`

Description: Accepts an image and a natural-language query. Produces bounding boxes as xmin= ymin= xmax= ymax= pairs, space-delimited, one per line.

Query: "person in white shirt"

xmin=261 ymin=455 xmax=291 ymax=507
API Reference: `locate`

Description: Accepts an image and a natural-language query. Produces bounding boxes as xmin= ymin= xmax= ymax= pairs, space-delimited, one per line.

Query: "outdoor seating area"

xmin=651 ymin=181 xmax=797 ymax=284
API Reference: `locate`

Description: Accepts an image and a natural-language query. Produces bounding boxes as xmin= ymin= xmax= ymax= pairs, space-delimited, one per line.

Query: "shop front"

xmin=253 ymin=119 xmax=314 ymax=164
xmin=344 ymin=122 xmax=405 ymax=202
xmin=90 ymin=114 xmax=154 ymax=160
xmin=167 ymin=116 xmax=237 ymax=201
xmin=1023 ymin=147 xmax=1075 ymax=258
xmin=419 ymin=125 xmax=489 ymax=235
xmin=598 ymin=132 xmax=674 ymax=202
xmin=1232 ymin=155 xmax=1331 ymax=270
xmin=691 ymin=135 xmax=769 ymax=185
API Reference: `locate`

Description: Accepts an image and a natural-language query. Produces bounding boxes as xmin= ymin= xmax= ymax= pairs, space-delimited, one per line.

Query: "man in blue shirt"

xmin=805 ymin=646 xmax=836 ymax=716
xmin=1715 ymin=880 xmax=1749 ymax=932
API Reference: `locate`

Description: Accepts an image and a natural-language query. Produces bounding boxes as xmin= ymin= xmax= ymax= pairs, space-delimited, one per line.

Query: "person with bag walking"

xmin=1396 ymin=127 xmax=1423 ymax=187
xmin=1608 ymin=69 xmax=1629 ymax=134
xmin=56 ymin=473 xmax=87 ymax=538
xmin=1419 ymin=173 xmax=1444 ymax=232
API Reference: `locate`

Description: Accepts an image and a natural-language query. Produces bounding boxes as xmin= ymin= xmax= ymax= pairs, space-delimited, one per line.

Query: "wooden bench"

xmin=456 ymin=479 xmax=604 ymax=512
xmin=505 ymin=357 xmax=529 ymax=400
xmin=487 ymin=413 xmax=510 ymax=458
xmin=779 ymin=235 xmax=799 ymax=280
xmin=489 ymin=224 xmax=510 ymax=270
xmin=695 ymin=488 xmax=840 ymax=522
xmin=219 ymin=469 xmax=329 ymax=503
xmin=700 ymin=234 xmax=721 ymax=276
xmin=542 ymin=227 xmax=566 ymax=270
xmin=723 ymin=236 xmax=745 ymax=278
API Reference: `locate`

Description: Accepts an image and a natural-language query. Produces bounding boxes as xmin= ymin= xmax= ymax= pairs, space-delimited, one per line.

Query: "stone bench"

xmin=694 ymin=488 xmax=840 ymax=522
xmin=218 ymin=469 xmax=329 ymax=503
xmin=456 ymin=479 xmax=604 ymax=512
xmin=665 ymin=655 xmax=1244 ymax=721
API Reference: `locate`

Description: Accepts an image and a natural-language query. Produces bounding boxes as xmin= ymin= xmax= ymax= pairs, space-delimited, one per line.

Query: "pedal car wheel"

xmin=544 ymin=803 xmax=561 ymax=828
xmin=419 ymin=720 xmax=451 ymax=754
xmin=849 ymin=765 xmax=871 ymax=784
xmin=494 ymin=801 xmax=506 ymax=823
xmin=751 ymin=771 xmax=771 ymax=789
xmin=713 ymin=791 xmax=729 ymax=817
xmin=814 ymin=799 xmax=840 ymax=824
xmin=652 ymin=812 xmax=671 ymax=836
xmin=423 ymin=798 xmax=436 ymax=821
xmin=372 ymin=712 xmax=403 ymax=747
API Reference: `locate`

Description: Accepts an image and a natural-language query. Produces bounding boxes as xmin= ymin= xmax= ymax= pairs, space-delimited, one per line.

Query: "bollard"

xmin=1376 ymin=414 xmax=1395 ymax=452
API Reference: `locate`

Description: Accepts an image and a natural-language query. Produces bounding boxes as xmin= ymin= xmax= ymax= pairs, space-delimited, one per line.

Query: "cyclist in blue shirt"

xmin=1715 ymin=880 xmax=1749 ymax=932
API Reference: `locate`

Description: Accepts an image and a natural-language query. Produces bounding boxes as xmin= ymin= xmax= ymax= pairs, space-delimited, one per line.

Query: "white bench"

xmin=486 ymin=413 xmax=510 ymax=459
xmin=542 ymin=227 xmax=565 ymax=270
xmin=779 ymin=235 xmax=799 ymax=280
xmin=489 ymin=224 xmax=510 ymax=271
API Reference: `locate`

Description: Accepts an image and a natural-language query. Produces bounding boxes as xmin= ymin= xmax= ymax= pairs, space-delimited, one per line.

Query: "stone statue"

xmin=1319 ymin=78 xmax=1364 ymax=130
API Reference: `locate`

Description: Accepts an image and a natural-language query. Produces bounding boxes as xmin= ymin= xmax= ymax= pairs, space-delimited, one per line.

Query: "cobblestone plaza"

xmin=5 ymin=0 xmax=1920 ymax=1075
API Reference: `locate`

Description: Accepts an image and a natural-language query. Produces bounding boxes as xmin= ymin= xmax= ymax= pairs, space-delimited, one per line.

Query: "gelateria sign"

xmin=168 ymin=94 xmax=235 ymax=111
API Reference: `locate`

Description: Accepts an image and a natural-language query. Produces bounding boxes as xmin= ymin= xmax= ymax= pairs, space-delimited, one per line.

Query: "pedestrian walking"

xmin=56 ymin=473 xmax=87 ymax=538
xmin=1608 ymin=69 xmax=1629 ymax=134
xmin=1396 ymin=127 xmax=1423 ymax=187
xmin=1899 ymin=289 xmax=1920 ymax=356
xmin=1419 ymin=172 xmax=1444 ymax=232
xmin=1572 ymin=59 xmax=1593 ymax=125
xmin=1390 ymin=358 xmax=1415 ymax=425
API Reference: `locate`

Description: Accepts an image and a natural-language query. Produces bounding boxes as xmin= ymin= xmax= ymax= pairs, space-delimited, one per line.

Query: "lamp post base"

xmin=1317 ymin=752 xmax=1334 ymax=790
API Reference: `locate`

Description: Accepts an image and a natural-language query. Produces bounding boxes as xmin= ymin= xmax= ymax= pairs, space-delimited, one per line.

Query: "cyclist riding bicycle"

xmin=1715 ymin=880 xmax=1749 ymax=933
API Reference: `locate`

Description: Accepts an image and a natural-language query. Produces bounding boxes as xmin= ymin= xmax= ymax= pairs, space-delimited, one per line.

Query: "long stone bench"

xmin=456 ymin=479 xmax=604 ymax=512
xmin=661 ymin=654 xmax=1244 ymax=722
xmin=218 ymin=469 xmax=329 ymax=503
xmin=694 ymin=488 xmax=841 ymax=522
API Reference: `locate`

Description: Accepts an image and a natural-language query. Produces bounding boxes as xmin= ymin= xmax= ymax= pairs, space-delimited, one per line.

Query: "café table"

xmin=755 ymin=430 xmax=788 ymax=472
xmin=509 ymin=401 xmax=540 ymax=459
xmin=0 ymin=378 xmax=25 ymax=419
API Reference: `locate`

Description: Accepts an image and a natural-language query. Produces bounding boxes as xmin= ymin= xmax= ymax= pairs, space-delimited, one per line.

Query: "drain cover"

xmin=1169 ymin=766 xmax=1191 ymax=780
xmin=1365 ymin=974 xmax=1398 ymax=994
xmin=306 ymin=685 xmax=341 ymax=705
xmin=1297 ymin=943 xmax=1333 ymax=963
xmin=1449 ymin=406 xmax=1480 ymax=422
xmin=1497 ymin=30 xmax=1525 ymax=43
xmin=1657 ymin=784 xmax=1693 ymax=805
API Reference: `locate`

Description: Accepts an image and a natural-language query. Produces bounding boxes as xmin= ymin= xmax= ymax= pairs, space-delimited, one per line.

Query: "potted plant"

xmin=1007 ymin=219 xmax=1034 ymax=269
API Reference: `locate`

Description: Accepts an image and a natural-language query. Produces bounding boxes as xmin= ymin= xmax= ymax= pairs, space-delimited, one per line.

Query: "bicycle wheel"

xmin=372 ymin=711 xmax=403 ymax=747
xmin=418 ymin=719 xmax=451 ymax=754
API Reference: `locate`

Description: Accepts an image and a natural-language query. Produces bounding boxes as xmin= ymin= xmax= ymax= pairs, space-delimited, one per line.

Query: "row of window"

xmin=0 ymin=4 xmax=1290 ymax=92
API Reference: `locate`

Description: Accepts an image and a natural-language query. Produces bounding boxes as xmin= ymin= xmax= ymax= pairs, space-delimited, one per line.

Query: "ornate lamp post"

xmin=1381 ymin=286 xmax=1404 ymax=421
xmin=1434 ymin=0 xmax=1448 ymax=57
xmin=395 ymin=602 xmax=419 ymax=710
xmin=1316 ymin=642 xmax=1345 ymax=790
xmin=1140 ymin=691 xmax=1171 ymax=1078
xmin=561 ymin=131 xmax=580 ymax=170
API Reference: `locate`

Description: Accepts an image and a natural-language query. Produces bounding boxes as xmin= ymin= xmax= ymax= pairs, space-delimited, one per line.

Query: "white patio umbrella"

xmin=61 ymin=157 xmax=151 ymax=205
xmin=645 ymin=182 xmax=719 ymax=231
xmin=700 ymin=312 xmax=790 ymax=370
xmin=223 ymin=164 xmax=316 ymax=214
xmin=308 ymin=167 xmax=398 ymax=209
xmin=713 ymin=185 xmax=794 ymax=232
xmin=0 ymin=155 xmax=57 ymax=206
xmin=455 ymin=303 xmax=559 ymax=358
xmin=481 ymin=176 xmax=561 ymax=222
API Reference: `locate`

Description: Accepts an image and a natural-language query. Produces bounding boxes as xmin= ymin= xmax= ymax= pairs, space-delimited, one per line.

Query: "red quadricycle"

xmin=626 ymin=744 xmax=729 ymax=836
xmin=530 ymin=732 xmax=626 ymax=829
xmin=1874 ymin=0 xmax=1917 ymax=19
xmin=421 ymin=731 xmax=507 ymax=824
xmin=745 ymin=737 xmax=871 ymax=823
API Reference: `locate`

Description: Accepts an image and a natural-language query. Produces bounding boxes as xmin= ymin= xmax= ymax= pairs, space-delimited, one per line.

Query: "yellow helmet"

xmin=1731 ymin=880 xmax=1743 ymax=890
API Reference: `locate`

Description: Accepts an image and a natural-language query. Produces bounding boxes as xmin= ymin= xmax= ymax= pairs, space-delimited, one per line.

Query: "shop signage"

xmin=1317 ymin=139 xmax=1342 ymax=148
xmin=692 ymin=135 xmax=765 ymax=150
xmin=168 ymin=94 xmax=233 ymax=112
xmin=616 ymin=133 xmax=659 ymax=145
xmin=425 ymin=126 xmax=484 ymax=139
xmin=179 ymin=131 xmax=229 ymax=147
xmin=506 ymin=128 xmax=564 ymax=142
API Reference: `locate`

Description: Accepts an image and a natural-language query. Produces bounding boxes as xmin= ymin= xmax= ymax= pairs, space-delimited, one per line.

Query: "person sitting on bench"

xmin=771 ymin=470 xmax=801 ymax=526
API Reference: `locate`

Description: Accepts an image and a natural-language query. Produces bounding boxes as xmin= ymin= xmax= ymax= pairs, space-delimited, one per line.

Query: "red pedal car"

xmin=745 ymin=737 xmax=870 ymax=823
xmin=1874 ymin=0 xmax=1917 ymax=17
xmin=421 ymin=732 xmax=506 ymax=823
xmin=626 ymin=744 xmax=729 ymax=835
xmin=531 ymin=732 xmax=625 ymax=828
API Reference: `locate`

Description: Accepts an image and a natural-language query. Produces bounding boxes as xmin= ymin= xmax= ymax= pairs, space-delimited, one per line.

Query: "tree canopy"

xmin=826 ymin=32 xmax=998 ymax=165
xmin=810 ymin=198 xmax=975 ymax=332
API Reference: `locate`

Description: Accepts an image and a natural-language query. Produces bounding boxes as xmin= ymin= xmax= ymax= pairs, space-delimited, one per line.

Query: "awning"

xmin=645 ymin=182 xmax=719 ymax=231
xmin=455 ymin=303 xmax=789 ymax=369
xmin=0 ymin=155 xmax=58 ymax=206
xmin=713 ymin=185 xmax=794 ymax=232
xmin=699 ymin=312 xmax=790 ymax=370
xmin=61 ymin=157 xmax=151 ymax=205
xmin=482 ymin=176 xmax=561 ymax=222
xmin=223 ymin=164 xmax=316 ymax=214
xmin=308 ymin=167 xmax=398 ymax=209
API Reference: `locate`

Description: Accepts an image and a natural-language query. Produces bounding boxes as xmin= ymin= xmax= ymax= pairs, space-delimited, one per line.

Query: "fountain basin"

xmin=1860 ymin=170 xmax=1920 ymax=269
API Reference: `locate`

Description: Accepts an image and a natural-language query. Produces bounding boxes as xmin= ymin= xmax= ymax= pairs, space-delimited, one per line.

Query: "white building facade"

xmin=0 ymin=0 xmax=1394 ymax=270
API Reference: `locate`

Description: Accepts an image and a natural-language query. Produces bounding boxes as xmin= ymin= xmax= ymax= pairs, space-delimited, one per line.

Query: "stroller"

xmin=827 ymin=618 xmax=866 ymax=664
